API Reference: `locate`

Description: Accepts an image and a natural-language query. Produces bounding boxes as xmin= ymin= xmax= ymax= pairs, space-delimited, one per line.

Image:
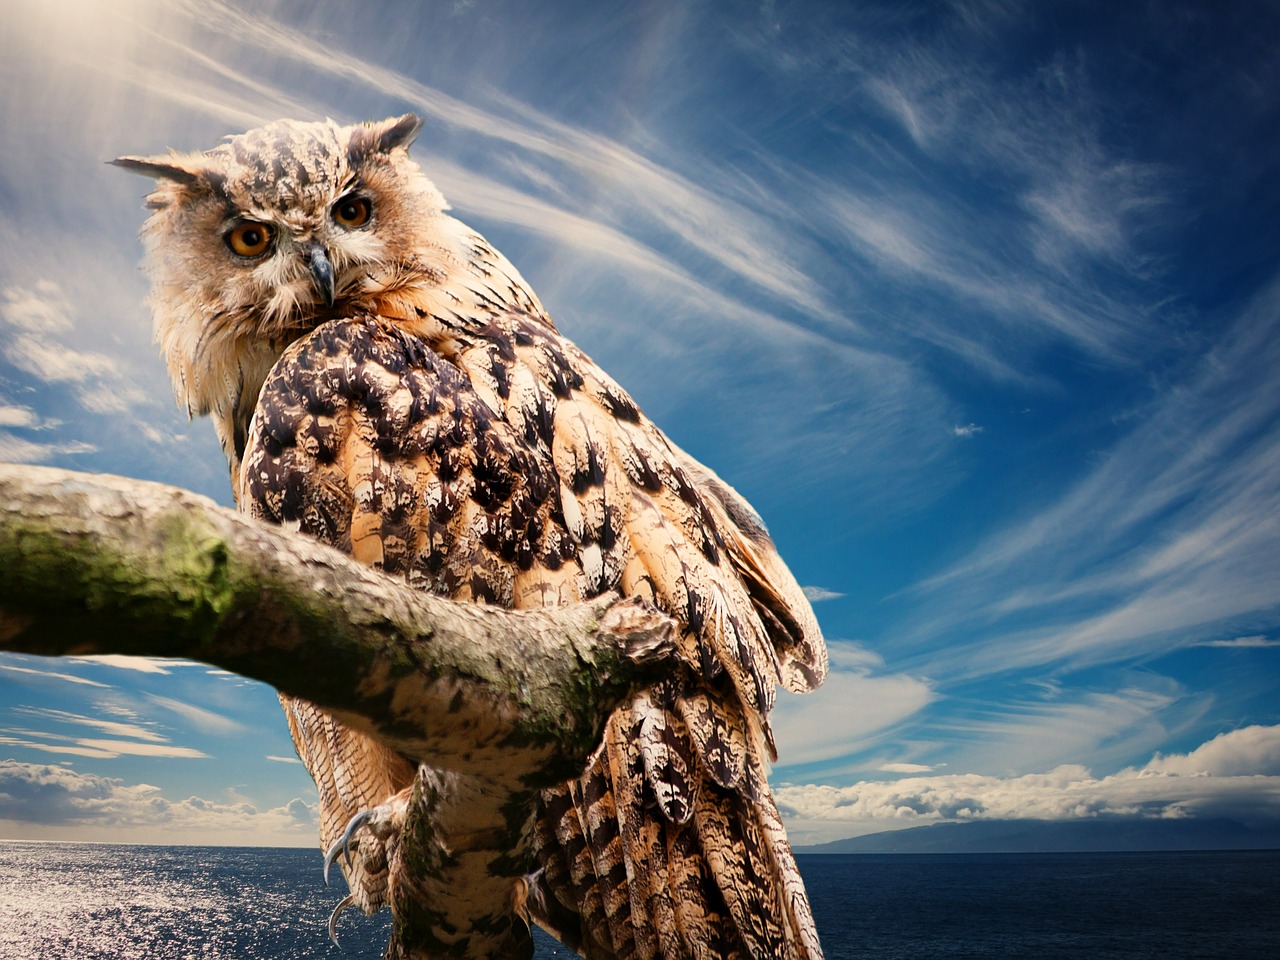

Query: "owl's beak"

xmin=307 ymin=244 xmax=336 ymax=308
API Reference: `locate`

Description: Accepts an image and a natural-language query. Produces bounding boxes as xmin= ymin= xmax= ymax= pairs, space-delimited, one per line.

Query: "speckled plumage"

xmin=118 ymin=115 xmax=828 ymax=959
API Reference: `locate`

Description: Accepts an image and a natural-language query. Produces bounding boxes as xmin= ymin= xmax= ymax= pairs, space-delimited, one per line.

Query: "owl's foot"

xmin=323 ymin=809 xmax=374 ymax=886
xmin=322 ymin=792 xmax=411 ymax=887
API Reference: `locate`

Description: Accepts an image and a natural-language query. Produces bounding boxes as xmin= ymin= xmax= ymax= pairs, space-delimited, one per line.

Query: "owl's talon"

xmin=328 ymin=893 xmax=356 ymax=949
xmin=323 ymin=809 xmax=373 ymax=886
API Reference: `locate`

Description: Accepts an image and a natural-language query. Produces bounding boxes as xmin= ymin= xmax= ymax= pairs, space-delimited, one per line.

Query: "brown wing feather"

xmin=456 ymin=309 xmax=825 ymax=957
xmin=242 ymin=307 xmax=825 ymax=957
xmin=671 ymin=448 xmax=828 ymax=694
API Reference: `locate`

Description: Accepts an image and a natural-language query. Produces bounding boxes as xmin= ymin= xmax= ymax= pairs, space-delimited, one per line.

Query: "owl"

xmin=115 ymin=115 xmax=828 ymax=959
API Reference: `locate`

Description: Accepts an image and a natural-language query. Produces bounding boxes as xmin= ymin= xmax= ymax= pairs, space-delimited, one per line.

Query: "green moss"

xmin=0 ymin=508 xmax=253 ymax=661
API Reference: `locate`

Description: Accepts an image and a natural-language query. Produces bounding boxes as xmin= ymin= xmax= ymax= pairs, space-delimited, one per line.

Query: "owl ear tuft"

xmin=348 ymin=114 xmax=424 ymax=162
xmin=110 ymin=155 xmax=205 ymax=185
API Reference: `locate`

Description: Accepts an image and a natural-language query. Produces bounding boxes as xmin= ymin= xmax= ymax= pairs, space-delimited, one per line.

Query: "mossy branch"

xmin=0 ymin=463 xmax=676 ymax=789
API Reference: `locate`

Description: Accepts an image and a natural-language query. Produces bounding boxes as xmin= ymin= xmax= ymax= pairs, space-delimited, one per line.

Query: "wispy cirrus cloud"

xmin=1199 ymin=636 xmax=1280 ymax=649
xmin=13 ymin=706 xmax=167 ymax=743
xmin=69 ymin=656 xmax=190 ymax=675
xmin=0 ymin=283 xmax=146 ymax=416
xmin=781 ymin=665 xmax=1207 ymax=789
xmin=145 ymin=694 xmax=245 ymax=736
xmin=772 ymin=642 xmax=934 ymax=770
xmin=879 ymin=762 xmax=936 ymax=774
xmin=0 ymin=281 xmax=165 ymax=465
xmin=0 ymin=734 xmax=207 ymax=760
xmin=2 ymin=707 xmax=209 ymax=760
xmin=801 ymin=586 xmax=845 ymax=603
xmin=0 ymin=661 xmax=110 ymax=689
xmin=64 ymin=739 xmax=209 ymax=759
xmin=919 ymin=680 xmax=1209 ymax=780
xmin=0 ymin=434 xmax=95 ymax=464
xmin=0 ymin=0 xmax=932 ymax=501
xmin=729 ymin=2 xmax=1173 ymax=384
xmin=895 ymin=276 xmax=1280 ymax=678
xmin=858 ymin=28 xmax=1170 ymax=278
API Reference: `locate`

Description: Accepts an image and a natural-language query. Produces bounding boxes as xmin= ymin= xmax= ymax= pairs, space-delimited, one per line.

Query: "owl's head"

xmin=115 ymin=114 xmax=454 ymax=463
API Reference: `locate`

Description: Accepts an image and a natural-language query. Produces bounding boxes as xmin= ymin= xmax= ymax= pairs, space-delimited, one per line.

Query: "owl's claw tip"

xmin=328 ymin=893 xmax=356 ymax=949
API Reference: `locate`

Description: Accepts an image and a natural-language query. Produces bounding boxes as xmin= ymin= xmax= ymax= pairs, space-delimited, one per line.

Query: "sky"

xmin=0 ymin=0 xmax=1278 ymax=849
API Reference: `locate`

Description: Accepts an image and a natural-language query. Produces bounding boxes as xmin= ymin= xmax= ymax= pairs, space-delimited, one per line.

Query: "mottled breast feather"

xmin=242 ymin=306 xmax=825 ymax=958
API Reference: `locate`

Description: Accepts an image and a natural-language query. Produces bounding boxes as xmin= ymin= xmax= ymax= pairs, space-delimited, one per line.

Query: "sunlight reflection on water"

xmin=0 ymin=841 xmax=574 ymax=959
xmin=0 ymin=841 xmax=389 ymax=959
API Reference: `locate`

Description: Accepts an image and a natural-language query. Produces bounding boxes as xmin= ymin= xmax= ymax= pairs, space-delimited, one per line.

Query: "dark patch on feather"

xmin=570 ymin=443 xmax=606 ymax=494
xmin=600 ymin=388 xmax=641 ymax=424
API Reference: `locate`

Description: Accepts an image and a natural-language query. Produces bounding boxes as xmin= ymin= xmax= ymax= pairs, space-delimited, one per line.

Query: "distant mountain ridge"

xmin=797 ymin=818 xmax=1280 ymax=854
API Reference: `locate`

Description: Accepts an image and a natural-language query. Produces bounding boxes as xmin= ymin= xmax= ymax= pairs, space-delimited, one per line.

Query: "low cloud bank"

xmin=777 ymin=725 xmax=1280 ymax=845
xmin=0 ymin=760 xmax=316 ymax=846
xmin=6 ymin=727 xmax=1279 ymax=848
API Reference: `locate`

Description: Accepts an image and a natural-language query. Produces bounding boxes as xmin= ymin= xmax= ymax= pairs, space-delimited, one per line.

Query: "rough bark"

xmin=0 ymin=463 xmax=677 ymax=790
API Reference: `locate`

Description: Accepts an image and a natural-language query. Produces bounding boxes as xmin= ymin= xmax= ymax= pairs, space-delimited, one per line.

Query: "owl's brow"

xmin=187 ymin=167 xmax=228 ymax=200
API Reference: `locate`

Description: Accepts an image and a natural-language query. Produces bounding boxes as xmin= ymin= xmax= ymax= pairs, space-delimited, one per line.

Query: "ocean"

xmin=0 ymin=842 xmax=1275 ymax=959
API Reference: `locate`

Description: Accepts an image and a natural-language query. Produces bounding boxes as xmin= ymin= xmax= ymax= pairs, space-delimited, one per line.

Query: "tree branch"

xmin=0 ymin=463 xmax=676 ymax=789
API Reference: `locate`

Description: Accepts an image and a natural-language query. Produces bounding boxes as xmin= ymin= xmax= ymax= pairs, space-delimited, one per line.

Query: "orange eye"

xmin=225 ymin=221 xmax=273 ymax=258
xmin=332 ymin=195 xmax=372 ymax=228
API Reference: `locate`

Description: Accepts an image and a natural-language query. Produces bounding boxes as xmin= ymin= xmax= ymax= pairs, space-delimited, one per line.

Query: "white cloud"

xmin=934 ymin=683 xmax=1194 ymax=779
xmin=3 ymin=706 xmax=210 ymax=760
xmin=0 ymin=660 xmax=110 ymax=688
xmin=1200 ymin=636 xmax=1280 ymax=649
xmin=145 ymin=695 xmax=246 ymax=736
xmin=0 ymin=282 xmax=157 ymax=454
xmin=732 ymin=6 xmax=1169 ymax=383
xmin=0 ymin=283 xmax=122 ymax=385
xmin=952 ymin=423 xmax=984 ymax=438
xmin=265 ymin=754 xmax=302 ymax=764
xmin=865 ymin=77 xmax=934 ymax=147
xmin=0 ymin=737 xmax=122 ymax=759
xmin=772 ymin=642 xmax=934 ymax=768
xmin=71 ymin=739 xmax=209 ymax=759
xmin=879 ymin=762 xmax=935 ymax=774
xmin=76 ymin=382 xmax=151 ymax=415
xmin=0 ymin=435 xmax=95 ymax=464
xmin=801 ymin=586 xmax=845 ymax=602
xmin=0 ymin=760 xmax=315 ymax=845
xmin=0 ymin=281 xmax=74 ymax=334
xmin=69 ymin=656 xmax=183 ymax=675
xmin=1145 ymin=726 xmax=1280 ymax=778
xmin=776 ymin=725 xmax=1280 ymax=844
xmin=13 ymin=706 xmax=167 ymax=743
xmin=0 ymin=405 xmax=38 ymax=428
xmin=2 ymin=334 xmax=120 ymax=385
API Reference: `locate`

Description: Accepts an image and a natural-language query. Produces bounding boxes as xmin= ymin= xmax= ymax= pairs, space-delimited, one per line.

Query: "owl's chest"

xmin=242 ymin=315 xmax=604 ymax=612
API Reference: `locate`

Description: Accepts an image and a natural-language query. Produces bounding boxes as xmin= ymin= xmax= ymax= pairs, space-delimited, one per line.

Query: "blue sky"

xmin=0 ymin=0 xmax=1277 ymax=847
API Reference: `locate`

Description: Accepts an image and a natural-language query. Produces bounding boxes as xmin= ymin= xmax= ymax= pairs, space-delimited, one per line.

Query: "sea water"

xmin=0 ymin=842 xmax=1276 ymax=958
